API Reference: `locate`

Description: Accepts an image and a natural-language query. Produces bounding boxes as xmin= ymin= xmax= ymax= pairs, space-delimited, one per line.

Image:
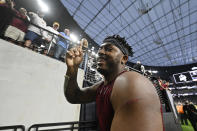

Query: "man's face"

xmin=64 ymin=29 xmax=70 ymax=35
xmin=53 ymin=25 xmax=59 ymax=30
xmin=185 ymin=101 xmax=189 ymax=105
xmin=7 ymin=0 xmax=15 ymax=8
xmin=96 ymin=43 xmax=123 ymax=75
xmin=19 ymin=8 xmax=27 ymax=16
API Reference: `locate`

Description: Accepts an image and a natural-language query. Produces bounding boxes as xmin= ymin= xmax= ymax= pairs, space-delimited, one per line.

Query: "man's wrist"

xmin=64 ymin=74 xmax=70 ymax=79
xmin=66 ymin=66 xmax=78 ymax=77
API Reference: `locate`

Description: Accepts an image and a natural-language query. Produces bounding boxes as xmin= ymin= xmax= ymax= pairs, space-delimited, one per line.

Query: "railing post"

xmin=71 ymin=123 xmax=74 ymax=131
xmin=47 ymin=34 xmax=54 ymax=55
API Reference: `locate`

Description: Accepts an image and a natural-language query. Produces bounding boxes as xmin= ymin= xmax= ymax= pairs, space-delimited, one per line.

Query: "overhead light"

xmin=37 ymin=0 xmax=49 ymax=13
xmin=147 ymin=70 xmax=158 ymax=73
xmin=152 ymin=70 xmax=158 ymax=73
xmin=70 ymin=33 xmax=78 ymax=43
xmin=192 ymin=67 xmax=197 ymax=70
xmin=77 ymin=41 xmax=80 ymax=44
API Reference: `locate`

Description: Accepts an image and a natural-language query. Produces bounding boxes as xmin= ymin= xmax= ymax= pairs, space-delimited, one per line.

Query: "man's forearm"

xmin=64 ymin=67 xmax=82 ymax=104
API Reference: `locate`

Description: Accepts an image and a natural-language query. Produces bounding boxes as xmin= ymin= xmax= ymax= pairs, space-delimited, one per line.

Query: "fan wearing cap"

xmin=64 ymin=35 xmax=164 ymax=131
xmin=42 ymin=22 xmax=60 ymax=54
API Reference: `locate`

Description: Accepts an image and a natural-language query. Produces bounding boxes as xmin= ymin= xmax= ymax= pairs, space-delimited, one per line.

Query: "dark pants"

xmin=190 ymin=119 xmax=197 ymax=131
xmin=54 ymin=44 xmax=67 ymax=59
xmin=180 ymin=113 xmax=188 ymax=125
xmin=188 ymin=116 xmax=197 ymax=131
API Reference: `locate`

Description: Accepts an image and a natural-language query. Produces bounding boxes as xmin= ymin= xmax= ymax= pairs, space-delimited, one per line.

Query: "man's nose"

xmin=98 ymin=48 xmax=105 ymax=56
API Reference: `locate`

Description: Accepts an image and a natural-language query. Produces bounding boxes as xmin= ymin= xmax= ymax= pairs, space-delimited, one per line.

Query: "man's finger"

xmin=78 ymin=47 xmax=83 ymax=56
xmin=75 ymin=50 xmax=80 ymax=56
xmin=66 ymin=51 xmax=74 ymax=58
xmin=69 ymin=48 xmax=75 ymax=55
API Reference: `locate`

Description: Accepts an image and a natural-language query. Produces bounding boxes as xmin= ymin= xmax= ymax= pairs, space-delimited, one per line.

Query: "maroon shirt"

xmin=96 ymin=71 xmax=165 ymax=131
xmin=96 ymin=71 xmax=127 ymax=131
xmin=10 ymin=10 xmax=28 ymax=32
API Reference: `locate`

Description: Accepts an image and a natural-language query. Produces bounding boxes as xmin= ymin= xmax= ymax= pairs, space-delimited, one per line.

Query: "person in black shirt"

xmin=183 ymin=101 xmax=197 ymax=131
xmin=133 ymin=61 xmax=145 ymax=74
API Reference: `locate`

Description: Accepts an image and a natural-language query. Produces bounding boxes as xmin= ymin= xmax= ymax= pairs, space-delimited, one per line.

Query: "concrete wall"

xmin=0 ymin=39 xmax=83 ymax=129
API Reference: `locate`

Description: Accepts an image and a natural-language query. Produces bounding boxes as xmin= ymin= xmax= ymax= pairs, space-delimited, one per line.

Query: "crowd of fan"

xmin=176 ymin=101 xmax=197 ymax=131
xmin=0 ymin=0 xmax=71 ymax=61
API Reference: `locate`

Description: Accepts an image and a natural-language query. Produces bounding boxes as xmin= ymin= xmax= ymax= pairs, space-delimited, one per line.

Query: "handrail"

xmin=1 ymin=7 xmax=75 ymax=54
xmin=0 ymin=125 xmax=25 ymax=130
xmin=28 ymin=121 xmax=97 ymax=131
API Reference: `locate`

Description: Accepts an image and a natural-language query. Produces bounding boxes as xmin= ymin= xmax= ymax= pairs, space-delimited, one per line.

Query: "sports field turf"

xmin=181 ymin=120 xmax=194 ymax=131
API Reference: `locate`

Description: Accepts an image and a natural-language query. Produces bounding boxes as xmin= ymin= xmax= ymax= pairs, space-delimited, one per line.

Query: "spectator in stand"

xmin=183 ymin=101 xmax=197 ymax=131
xmin=4 ymin=7 xmax=29 ymax=45
xmin=158 ymin=79 xmax=170 ymax=91
xmin=54 ymin=28 xmax=71 ymax=59
xmin=0 ymin=0 xmax=15 ymax=37
xmin=158 ymin=78 xmax=171 ymax=112
xmin=24 ymin=10 xmax=47 ymax=48
xmin=133 ymin=61 xmax=145 ymax=74
xmin=176 ymin=102 xmax=188 ymax=125
xmin=42 ymin=22 xmax=60 ymax=55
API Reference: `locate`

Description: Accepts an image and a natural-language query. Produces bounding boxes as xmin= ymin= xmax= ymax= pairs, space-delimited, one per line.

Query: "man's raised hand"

xmin=65 ymin=45 xmax=83 ymax=68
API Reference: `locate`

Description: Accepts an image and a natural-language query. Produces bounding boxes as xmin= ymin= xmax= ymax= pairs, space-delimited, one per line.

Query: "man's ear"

xmin=121 ymin=55 xmax=128 ymax=65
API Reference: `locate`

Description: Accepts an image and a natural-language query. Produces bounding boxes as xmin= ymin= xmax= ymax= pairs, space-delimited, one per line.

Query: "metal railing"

xmin=0 ymin=7 xmax=80 ymax=55
xmin=0 ymin=125 xmax=25 ymax=131
xmin=28 ymin=121 xmax=97 ymax=131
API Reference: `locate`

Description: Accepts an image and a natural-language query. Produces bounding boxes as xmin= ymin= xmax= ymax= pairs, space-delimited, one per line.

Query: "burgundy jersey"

xmin=96 ymin=71 xmax=165 ymax=131
xmin=96 ymin=71 xmax=127 ymax=131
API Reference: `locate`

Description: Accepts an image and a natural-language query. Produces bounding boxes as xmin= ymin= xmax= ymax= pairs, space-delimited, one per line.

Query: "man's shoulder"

xmin=112 ymin=71 xmax=141 ymax=93
xmin=47 ymin=26 xmax=59 ymax=34
xmin=115 ymin=71 xmax=143 ymax=82
xmin=59 ymin=32 xmax=65 ymax=35
xmin=112 ymin=70 xmax=153 ymax=100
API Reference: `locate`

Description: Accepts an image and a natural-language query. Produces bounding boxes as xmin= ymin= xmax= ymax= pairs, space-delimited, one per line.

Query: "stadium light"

xmin=147 ymin=70 xmax=158 ymax=74
xmin=152 ymin=70 xmax=158 ymax=73
xmin=192 ymin=67 xmax=197 ymax=70
xmin=77 ymin=41 xmax=80 ymax=44
xmin=70 ymin=33 xmax=78 ymax=43
xmin=37 ymin=0 xmax=49 ymax=13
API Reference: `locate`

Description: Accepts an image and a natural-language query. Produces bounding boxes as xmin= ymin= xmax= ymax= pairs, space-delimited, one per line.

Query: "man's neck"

xmin=103 ymin=66 xmax=125 ymax=85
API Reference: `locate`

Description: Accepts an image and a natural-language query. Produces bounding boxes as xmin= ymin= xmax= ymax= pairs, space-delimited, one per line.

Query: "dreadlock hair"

xmin=103 ymin=35 xmax=134 ymax=57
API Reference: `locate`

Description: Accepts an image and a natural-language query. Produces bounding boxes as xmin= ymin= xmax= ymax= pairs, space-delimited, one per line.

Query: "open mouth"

xmin=97 ymin=58 xmax=106 ymax=64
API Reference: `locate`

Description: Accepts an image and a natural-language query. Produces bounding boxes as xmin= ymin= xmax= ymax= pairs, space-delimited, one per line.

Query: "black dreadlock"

xmin=103 ymin=35 xmax=134 ymax=57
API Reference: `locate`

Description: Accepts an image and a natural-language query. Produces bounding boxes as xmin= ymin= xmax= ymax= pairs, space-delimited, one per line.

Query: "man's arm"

xmin=64 ymin=66 xmax=101 ymax=104
xmin=64 ymin=40 xmax=101 ymax=104
xmin=110 ymin=71 xmax=163 ymax=131
xmin=58 ymin=33 xmax=67 ymax=40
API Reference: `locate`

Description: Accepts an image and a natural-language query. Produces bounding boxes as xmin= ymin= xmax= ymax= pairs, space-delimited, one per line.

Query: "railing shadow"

xmin=0 ymin=125 xmax=25 ymax=131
